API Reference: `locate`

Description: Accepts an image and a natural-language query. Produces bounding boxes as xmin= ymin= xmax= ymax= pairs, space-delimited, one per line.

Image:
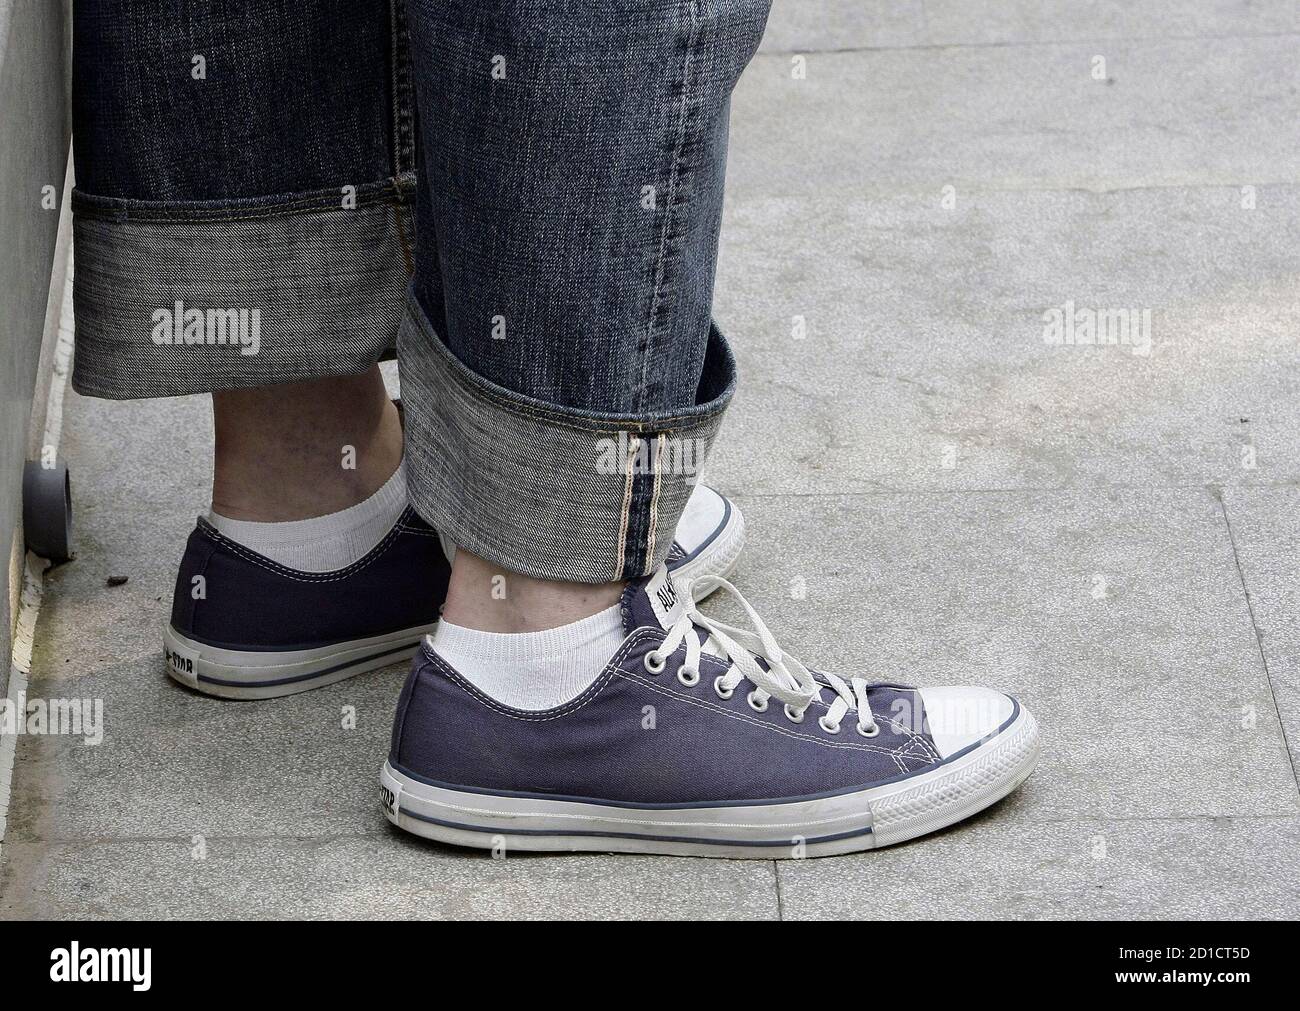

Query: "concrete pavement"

xmin=3 ymin=1 xmax=1298 ymax=918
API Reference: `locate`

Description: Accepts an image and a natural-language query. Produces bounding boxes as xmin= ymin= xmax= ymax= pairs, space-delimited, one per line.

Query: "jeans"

xmin=70 ymin=0 xmax=770 ymax=582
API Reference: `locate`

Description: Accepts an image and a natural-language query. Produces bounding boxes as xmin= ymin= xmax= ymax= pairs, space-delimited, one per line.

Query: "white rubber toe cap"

xmin=675 ymin=485 xmax=728 ymax=554
xmin=918 ymin=686 xmax=1017 ymax=759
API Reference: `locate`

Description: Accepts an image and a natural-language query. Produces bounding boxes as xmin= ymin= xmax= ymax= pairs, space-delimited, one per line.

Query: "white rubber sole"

xmin=672 ymin=501 xmax=746 ymax=600
xmin=163 ymin=622 xmax=438 ymax=700
xmin=381 ymin=704 xmax=1039 ymax=858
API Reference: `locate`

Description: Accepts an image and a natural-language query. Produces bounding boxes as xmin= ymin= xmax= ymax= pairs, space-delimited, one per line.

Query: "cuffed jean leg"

xmin=70 ymin=0 xmax=417 ymax=398
xmin=401 ymin=0 xmax=771 ymax=582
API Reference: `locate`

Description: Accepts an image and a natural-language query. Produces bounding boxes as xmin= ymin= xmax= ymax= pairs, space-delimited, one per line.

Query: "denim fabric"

xmin=399 ymin=298 xmax=734 ymax=582
xmin=405 ymin=0 xmax=768 ymax=415
xmin=71 ymin=179 xmax=416 ymax=398
xmin=73 ymin=0 xmax=411 ymax=200
xmin=71 ymin=0 xmax=770 ymax=580
xmin=71 ymin=0 xmax=416 ymax=397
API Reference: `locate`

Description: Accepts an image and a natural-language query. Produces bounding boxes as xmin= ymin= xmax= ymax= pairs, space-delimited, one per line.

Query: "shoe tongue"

xmin=620 ymin=565 xmax=686 ymax=635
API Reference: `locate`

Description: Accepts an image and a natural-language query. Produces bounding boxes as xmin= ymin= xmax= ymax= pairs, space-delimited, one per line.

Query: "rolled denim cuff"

xmin=70 ymin=176 xmax=415 ymax=399
xmin=398 ymin=298 xmax=736 ymax=583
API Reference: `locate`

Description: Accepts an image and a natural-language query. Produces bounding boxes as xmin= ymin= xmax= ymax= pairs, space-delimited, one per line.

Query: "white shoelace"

xmin=645 ymin=574 xmax=880 ymax=738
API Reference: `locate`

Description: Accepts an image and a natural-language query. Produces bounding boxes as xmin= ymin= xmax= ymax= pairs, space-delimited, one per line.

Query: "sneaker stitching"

xmin=617 ymin=669 xmax=907 ymax=757
xmin=421 ymin=628 xmax=939 ymax=762
xmin=869 ymin=711 xmax=941 ymax=762
xmin=694 ymin=654 xmax=940 ymax=761
xmin=888 ymin=736 xmax=940 ymax=774
xmin=798 ymin=694 xmax=938 ymax=761
xmin=418 ymin=630 xmax=661 ymax=722
xmin=197 ymin=506 xmax=416 ymax=582
xmin=797 ymin=680 xmax=940 ymax=761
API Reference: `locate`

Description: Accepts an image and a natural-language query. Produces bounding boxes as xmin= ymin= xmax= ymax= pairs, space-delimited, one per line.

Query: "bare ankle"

xmin=211 ymin=367 xmax=403 ymax=521
xmin=441 ymin=550 xmax=625 ymax=632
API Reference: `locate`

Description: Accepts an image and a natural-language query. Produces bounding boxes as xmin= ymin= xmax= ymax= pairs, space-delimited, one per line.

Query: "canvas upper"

xmin=388 ymin=568 xmax=963 ymax=806
xmin=170 ymin=506 xmax=450 ymax=651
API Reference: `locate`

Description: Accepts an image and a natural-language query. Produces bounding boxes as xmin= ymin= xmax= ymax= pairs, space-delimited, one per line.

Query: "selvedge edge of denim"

xmin=396 ymin=296 xmax=736 ymax=583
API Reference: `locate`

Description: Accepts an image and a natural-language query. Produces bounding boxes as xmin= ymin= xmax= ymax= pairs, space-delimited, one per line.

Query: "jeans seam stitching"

xmin=615 ymin=436 xmax=639 ymax=577
xmin=72 ymin=177 xmax=416 ymax=223
xmin=389 ymin=180 xmax=416 ymax=275
xmin=638 ymin=0 xmax=701 ymax=415
xmin=390 ymin=0 xmax=416 ymax=174
xmin=645 ymin=434 xmax=666 ymax=564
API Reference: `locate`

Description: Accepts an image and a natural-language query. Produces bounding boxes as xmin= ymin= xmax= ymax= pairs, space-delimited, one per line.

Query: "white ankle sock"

xmin=432 ymin=603 xmax=626 ymax=710
xmin=207 ymin=464 xmax=408 ymax=572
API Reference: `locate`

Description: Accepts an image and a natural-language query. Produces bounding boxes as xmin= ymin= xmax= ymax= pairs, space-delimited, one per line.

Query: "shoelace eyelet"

xmin=784 ymin=704 xmax=806 ymax=724
xmin=746 ymin=690 xmax=768 ymax=713
xmin=713 ymin=676 xmax=734 ymax=699
xmin=818 ymin=715 xmax=841 ymax=734
xmin=856 ymin=721 xmax=880 ymax=738
xmin=677 ymin=665 xmax=700 ymax=687
xmin=643 ymin=651 xmax=666 ymax=674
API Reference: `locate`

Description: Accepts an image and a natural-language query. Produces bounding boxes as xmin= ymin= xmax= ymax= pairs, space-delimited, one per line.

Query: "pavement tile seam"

xmin=1216 ymin=492 xmax=1300 ymax=798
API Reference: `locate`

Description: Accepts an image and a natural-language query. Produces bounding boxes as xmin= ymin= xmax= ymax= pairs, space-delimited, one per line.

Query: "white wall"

xmin=0 ymin=0 xmax=71 ymax=693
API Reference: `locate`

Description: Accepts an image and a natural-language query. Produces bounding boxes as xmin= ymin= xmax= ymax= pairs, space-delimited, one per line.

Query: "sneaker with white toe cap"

xmin=438 ymin=483 xmax=745 ymax=599
xmin=663 ymin=484 xmax=745 ymax=595
xmin=381 ymin=565 xmax=1040 ymax=857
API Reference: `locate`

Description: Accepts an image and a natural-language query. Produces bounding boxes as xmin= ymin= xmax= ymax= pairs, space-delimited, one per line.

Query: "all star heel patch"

xmin=165 ymin=639 xmax=201 ymax=687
